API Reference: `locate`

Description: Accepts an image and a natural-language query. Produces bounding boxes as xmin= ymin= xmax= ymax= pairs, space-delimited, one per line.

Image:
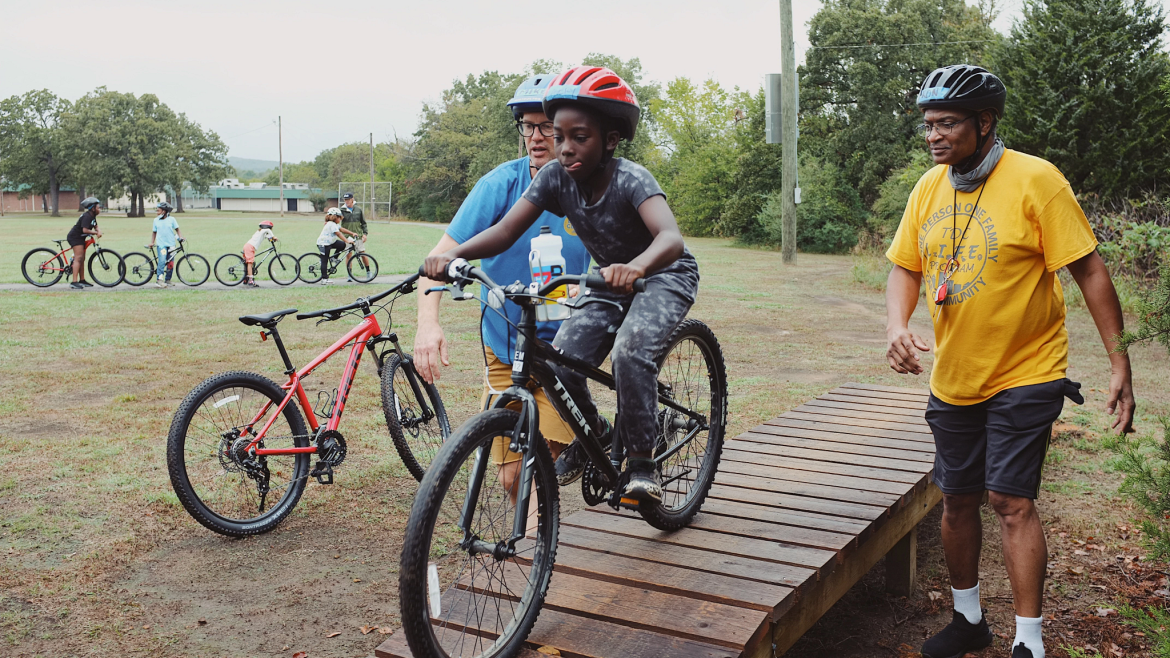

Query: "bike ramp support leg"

xmin=884 ymin=524 xmax=917 ymax=597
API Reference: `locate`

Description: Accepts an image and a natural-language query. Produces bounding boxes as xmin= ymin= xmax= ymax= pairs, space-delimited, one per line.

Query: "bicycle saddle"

xmin=239 ymin=308 xmax=298 ymax=328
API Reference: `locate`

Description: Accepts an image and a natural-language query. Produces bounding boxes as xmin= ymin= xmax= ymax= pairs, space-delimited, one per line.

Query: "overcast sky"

xmin=2 ymin=0 xmax=1048 ymax=163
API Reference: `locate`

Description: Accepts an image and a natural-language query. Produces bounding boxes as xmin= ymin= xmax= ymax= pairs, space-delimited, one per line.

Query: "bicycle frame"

xmin=44 ymin=237 xmax=97 ymax=272
xmin=459 ymin=278 xmax=710 ymax=554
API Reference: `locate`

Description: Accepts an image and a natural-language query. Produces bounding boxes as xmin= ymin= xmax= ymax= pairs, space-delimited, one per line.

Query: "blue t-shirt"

xmin=447 ymin=156 xmax=591 ymax=364
xmin=153 ymin=215 xmax=180 ymax=248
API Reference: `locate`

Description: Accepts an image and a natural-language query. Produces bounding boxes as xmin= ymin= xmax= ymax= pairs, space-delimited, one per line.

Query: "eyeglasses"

xmin=915 ymin=114 xmax=975 ymax=136
xmin=516 ymin=121 xmax=555 ymax=137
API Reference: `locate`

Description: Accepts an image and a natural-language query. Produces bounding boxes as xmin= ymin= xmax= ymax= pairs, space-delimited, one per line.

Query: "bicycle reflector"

xmin=260 ymin=331 xmax=268 ymax=342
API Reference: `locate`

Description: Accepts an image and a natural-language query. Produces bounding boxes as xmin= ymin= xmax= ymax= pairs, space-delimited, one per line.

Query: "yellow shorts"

xmin=483 ymin=347 xmax=576 ymax=465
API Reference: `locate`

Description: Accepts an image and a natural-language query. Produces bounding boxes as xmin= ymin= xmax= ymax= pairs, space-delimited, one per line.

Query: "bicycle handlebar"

xmin=419 ymin=260 xmax=645 ymax=296
xmin=295 ymin=273 xmax=420 ymax=321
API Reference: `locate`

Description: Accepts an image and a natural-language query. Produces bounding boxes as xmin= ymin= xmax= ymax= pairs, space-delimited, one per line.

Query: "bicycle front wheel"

xmin=88 ymin=249 xmax=124 ymax=287
xmin=21 ymin=248 xmax=65 ymax=287
xmin=268 ymin=253 xmax=299 ymax=285
xmin=122 ymin=252 xmax=153 ymax=286
xmin=400 ymin=409 xmax=558 ymax=658
xmin=297 ymin=253 xmax=324 ymax=283
xmin=177 ymin=254 xmax=210 ymax=286
xmin=167 ymin=371 xmax=311 ymax=536
xmin=381 ymin=353 xmax=450 ymax=481
xmin=214 ymin=254 xmax=247 ymax=286
xmin=347 ymin=253 xmax=379 ymax=283
xmin=637 ymin=318 xmax=727 ymax=531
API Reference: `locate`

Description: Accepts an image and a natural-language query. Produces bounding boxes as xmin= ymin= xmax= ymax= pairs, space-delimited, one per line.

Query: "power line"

xmin=810 ymin=39 xmax=992 ymax=50
xmin=224 ymin=120 xmax=277 ymax=139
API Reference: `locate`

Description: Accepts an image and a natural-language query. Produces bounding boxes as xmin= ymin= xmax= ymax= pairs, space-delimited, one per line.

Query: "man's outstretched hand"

xmin=1106 ymin=360 xmax=1136 ymax=434
xmin=887 ymin=328 xmax=931 ymax=375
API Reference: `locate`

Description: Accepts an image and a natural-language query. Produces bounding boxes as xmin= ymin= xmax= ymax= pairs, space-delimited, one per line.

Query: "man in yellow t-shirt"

xmin=886 ymin=65 xmax=1135 ymax=658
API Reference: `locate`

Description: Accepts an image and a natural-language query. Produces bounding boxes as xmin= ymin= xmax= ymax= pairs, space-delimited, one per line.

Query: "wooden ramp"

xmin=378 ymin=383 xmax=940 ymax=658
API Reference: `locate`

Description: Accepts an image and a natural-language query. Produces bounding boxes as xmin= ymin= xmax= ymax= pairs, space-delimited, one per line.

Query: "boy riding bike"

xmin=318 ymin=208 xmax=357 ymax=285
xmin=243 ymin=220 xmax=276 ymax=287
xmin=424 ymin=66 xmax=699 ymax=504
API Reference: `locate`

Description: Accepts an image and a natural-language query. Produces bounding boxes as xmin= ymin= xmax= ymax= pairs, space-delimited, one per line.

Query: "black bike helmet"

xmin=156 ymin=201 xmax=174 ymax=212
xmin=81 ymin=196 xmax=101 ymax=210
xmin=917 ymin=65 xmax=1006 ymax=118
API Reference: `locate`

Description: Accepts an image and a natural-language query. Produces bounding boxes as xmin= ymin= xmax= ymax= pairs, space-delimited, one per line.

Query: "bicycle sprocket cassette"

xmin=315 ymin=429 xmax=347 ymax=467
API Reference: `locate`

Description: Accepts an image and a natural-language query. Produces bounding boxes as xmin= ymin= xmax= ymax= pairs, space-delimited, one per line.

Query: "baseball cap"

xmin=342 ymin=192 xmax=354 ymax=199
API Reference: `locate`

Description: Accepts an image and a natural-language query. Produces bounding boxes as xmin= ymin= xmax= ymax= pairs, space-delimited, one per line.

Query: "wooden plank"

xmin=738 ymin=431 xmax=935 ymax=463
xmin=700 ymin=498 xmax=872 ymax=541
xmin=764 ymin=416 xmax=935 ymax=443
xmin=562 ymin=510 xmax=840 ymax=573
xmin=795 ymin=403 xmax=929 ymax=426
xmin=586 ymin=506 xmax=856 ymax=554
xmin=785 ymin=410 xmax=935 ymax=435
xmin=483 ymin=561 xmax=765 ymax=650
xmin=724 ymin=442 xmax=932 ymax=474
xmin=715 ymin=469 xmax=903 ymax=509
xmin=804 ymin=398 xmax=929 ymax=422
xmin=720 ymin=446 xmax=925 ymax=484
xmin=839 ymin=382 xmax=930 ymax=397
xmin=821 ymin=391 xmax=926 ymax=410
xmin=558 ymin=525 xmax=815 ymax=592
xmin=375 ymin=630 xmax=547 ymax=658
xmin=833 ymin=385 xmax=929 ymax=402
xmin=716 ymin=458 xmax=918 ymax=496
xmin=885 ymin=525 xmax=917 ymax=597
xmin=749 ymin=422 xmax=936 ymax=452
xmin=550 ymin=543 xmax=796 ymax=617
xmin=746 ymin=484 xmax=944 ymax=658
xmin=707 ymin=483 xmax=887 ymax=522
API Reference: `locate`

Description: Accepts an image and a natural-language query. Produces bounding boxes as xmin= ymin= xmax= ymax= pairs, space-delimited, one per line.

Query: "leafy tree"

xmin=717 ymin=90 xmax=783 ymax=242
xmin=991 ymin=0 xmax=1170 ymax=199
xmin=581 ymin=54 xmax=661 ymax=165
xmin=0 ymin=90 xmax=72 ymax=216
xmin=871 ymin=149 xmax=935 ymax=239
xmin=755 ymin=156 xmax=870 ymax=252
xmin=800 ymin=0 xmax=995 ymax=205
xmin=166 ymin=114 xmax=228 ymax=212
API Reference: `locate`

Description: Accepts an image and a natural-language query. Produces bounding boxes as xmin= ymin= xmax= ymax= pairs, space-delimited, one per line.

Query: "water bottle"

xmin=529 ymin=226 xmax=570 ymax=321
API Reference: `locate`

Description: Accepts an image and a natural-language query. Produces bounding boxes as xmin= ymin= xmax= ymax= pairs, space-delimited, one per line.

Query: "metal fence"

xmin=338 ymin=182 xmax=392 ymax=220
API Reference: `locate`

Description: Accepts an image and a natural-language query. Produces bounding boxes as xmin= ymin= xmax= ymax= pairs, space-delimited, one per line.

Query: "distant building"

xmin=208 ymin=182 xmax=335 ymax=212
xmin=1 ymin=185 xmax=81 ymax=213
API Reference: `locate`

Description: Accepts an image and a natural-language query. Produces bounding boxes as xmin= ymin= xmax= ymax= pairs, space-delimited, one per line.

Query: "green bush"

xmin=1093 ymin=215 xmax=1170 ymax=281
xmin=871 ymin=150 xmax=935 ymax=240
xmin=752 ymin=157 xmax=869 ymax=253
xmin=1107 ymin=418 xmax=1170 ymax=561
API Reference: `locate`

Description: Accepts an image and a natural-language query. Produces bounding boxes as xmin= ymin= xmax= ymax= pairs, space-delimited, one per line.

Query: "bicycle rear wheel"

xmin=637 ymin=318 xmax=727 ymax=531
xmin=381 ymin=353 xmax=450 ymax=481
xmin=297 ymin=253 xmax=324 ymax=283
xmin=177 ymin=254 xmax=210 ymax=286
xmin=88 ymin=249 xmax=124 ymax=287
xmin=214 ymin=254 xmax=247 ymax=286
xmin=122 ymin=252 xmax=153 ymax=286
xmin=21 ymin=248 xmax=65 ymax=287
xmin=400 ymin=409 xmax=558 ymax=658
xmin=268 ymin=253 xmax=299 ymax=286
xmin=167 ymin=370 xmax=311 ymax=536
xmin=347 ymin=253 xmax=379 ymax=283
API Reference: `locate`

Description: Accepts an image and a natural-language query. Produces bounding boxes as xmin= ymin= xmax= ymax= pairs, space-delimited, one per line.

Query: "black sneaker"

xmin=555 ymin=440 xmax=587 ymax=486
xmin=78 ymin=280 xmax=94 ymax=287
xmin=922 ymin=609 xmax=992 ymax=658
xmin=70 ymin=281 xmax=85 ymax=290
xmin=622 ymin=458 xmax=662 ymax=504
xmin=1011 ymin=643 xmax=1035 ymax=658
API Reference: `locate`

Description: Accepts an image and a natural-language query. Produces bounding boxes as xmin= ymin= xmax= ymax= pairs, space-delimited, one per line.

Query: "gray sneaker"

xmin=555 ymin=440 xmax=587 ymax=486
xmin=622 ymin=458 xmax=662 ymax=504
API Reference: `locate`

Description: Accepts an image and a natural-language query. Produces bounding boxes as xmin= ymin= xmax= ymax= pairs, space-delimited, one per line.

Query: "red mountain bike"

xmin=166 ymin=274 xmax=449 ymax=536
xmin=21 ymin=237 xmax=124 ymax=287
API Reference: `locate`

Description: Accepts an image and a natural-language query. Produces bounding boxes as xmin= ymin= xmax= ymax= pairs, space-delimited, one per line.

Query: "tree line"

xmin=0 ymin=88 xmax=228 ymax=217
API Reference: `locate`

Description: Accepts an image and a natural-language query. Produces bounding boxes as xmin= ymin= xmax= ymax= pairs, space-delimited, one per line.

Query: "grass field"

xmin=1 ymin=232 xmax=1168 ymax=657
xmin=1 ymin=211 xmax=445 ymax=285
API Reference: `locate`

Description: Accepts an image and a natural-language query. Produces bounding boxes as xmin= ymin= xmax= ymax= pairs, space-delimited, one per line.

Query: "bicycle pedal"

xmin=618 ymin=496 xmax=640 ymax=510
xmin=310 ymin=462 xmax=334 ymax=485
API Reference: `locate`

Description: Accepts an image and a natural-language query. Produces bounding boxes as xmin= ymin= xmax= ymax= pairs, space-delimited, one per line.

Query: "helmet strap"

xmin=958 ymin=112 xmax=995 ymax=174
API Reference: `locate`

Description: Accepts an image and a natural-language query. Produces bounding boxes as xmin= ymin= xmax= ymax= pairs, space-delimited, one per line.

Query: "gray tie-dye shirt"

xmin=522 ymin=158 xmax=697 ymax=274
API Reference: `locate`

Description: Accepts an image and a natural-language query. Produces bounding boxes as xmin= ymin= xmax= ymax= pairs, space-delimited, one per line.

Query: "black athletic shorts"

xmin=925 ymin=378 xmax=1084 ymax=499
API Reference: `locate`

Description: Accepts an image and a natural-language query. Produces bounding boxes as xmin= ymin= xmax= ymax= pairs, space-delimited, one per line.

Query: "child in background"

xmin=243 ymin=220 xmax=276 ymax=287
xmin=317 ymin=208 xmax=356 ymax=285
xmin=148 ymin=201 xmax=182 ymax=288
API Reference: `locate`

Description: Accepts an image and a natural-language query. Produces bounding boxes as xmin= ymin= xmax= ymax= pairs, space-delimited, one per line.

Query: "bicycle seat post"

xmin=267 ymin=326 xmax=296 ymax=375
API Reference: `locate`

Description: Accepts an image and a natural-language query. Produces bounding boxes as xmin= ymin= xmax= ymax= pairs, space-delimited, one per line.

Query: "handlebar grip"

xmin=584 ymin=274 xmax=647 ymax=293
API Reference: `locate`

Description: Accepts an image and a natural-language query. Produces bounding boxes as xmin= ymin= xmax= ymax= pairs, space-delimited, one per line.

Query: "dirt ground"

xmin=1 ymin=241 xmax=1167 ymax=657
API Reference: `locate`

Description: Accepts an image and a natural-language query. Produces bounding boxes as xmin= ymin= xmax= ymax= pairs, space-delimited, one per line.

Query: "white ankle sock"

xmin=1013 ymin=616 xmax=1043 ymax=658
xmin=952 ymin=583 xmax=982 ymax=624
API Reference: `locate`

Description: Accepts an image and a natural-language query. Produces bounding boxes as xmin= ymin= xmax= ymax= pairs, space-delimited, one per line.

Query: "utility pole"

xmin=779 ymin=0 xmax=798 ymax=264
xmin=369 ymin=132 xmax=376 ymax=222
xmin=278 ymin=115 xmax=284 ymax=217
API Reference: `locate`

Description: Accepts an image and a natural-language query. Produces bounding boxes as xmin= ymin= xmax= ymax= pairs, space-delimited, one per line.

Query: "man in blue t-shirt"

xmin=415 ymin=74 xmax=591 ymax=483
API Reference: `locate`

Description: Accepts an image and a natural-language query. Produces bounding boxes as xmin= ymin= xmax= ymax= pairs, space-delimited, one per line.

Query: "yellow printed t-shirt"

xmin=886 ymin=149 xmax=1098 ymax=405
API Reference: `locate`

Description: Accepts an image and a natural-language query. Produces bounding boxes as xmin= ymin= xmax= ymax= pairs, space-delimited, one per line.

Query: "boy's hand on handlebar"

xmin=601 ymin=263 xmax=645 ymax=294
xmin=423 ymin=253 xmax=456 ymax=281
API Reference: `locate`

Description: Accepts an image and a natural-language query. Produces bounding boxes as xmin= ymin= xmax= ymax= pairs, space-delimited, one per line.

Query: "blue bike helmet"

xmin=507 ymin=74 xmax=554 ymax=120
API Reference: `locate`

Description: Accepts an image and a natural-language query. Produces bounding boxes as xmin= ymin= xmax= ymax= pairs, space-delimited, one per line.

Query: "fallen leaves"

xmin=536 ymin=647 xmax=562 ymax=656
xmin=927 ymin=590 xmax=943 ymax=601
xmin=1095 ymin=607 xmax=1119 ymax=618
xmin=326 ymin=631 xmax=341 ymax=638
xmin=293 ymin=653 xmax=307 ymax=658
xmin=360 ymin=626 xmax=376 ymax=635
xmin=360 ymin=624 xmax=394 ymax=635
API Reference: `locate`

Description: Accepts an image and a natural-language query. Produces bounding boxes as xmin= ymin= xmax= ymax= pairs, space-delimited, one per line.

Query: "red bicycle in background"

xmin=21 ymin=237 xmax=124 ymax=287
xmin=166 ymin=274 xmax=449 ymax=536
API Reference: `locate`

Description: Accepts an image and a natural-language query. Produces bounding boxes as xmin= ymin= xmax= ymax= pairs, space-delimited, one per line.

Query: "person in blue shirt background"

xmin=414 ymin=74 xmax=591 ymax=487
xmin=147 ymin=201 xmax=182 ymax=288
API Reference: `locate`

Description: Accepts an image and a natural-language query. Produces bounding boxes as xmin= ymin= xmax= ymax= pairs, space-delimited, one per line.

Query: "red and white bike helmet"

xmin=542 ymin=66 xmax=641 ymax=141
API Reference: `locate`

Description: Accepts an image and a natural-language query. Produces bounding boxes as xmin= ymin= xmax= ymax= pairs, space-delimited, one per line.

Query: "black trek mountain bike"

xmin=398 ymin=259 xmax=727 ymax=658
